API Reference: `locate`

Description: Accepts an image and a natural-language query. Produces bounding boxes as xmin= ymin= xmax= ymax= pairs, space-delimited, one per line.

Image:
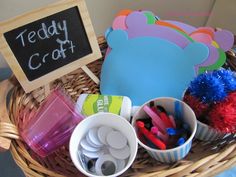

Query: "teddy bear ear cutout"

xmin=126 ymin=11 xmax=147 ymax=29
xmin=184 ymin=42 xmax=209 ymax=66
xmin=107 ymin=30 xmax=129 ymax=49
xmin=214 ymin=30 xmax=234 ymax=52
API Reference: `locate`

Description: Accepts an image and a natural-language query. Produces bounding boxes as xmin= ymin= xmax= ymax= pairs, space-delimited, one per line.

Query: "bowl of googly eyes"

xmin=69 ymin=112 xmax=138 ymax=177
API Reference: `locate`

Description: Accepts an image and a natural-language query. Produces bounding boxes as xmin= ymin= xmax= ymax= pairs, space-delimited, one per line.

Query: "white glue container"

xmin=76 ymin=94 xmax=132 ymax=121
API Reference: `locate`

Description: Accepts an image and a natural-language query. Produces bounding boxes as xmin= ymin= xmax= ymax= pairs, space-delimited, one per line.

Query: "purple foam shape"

xmin=165 ymin=20 xmax=196 ymax=34
xmin=124 ymin=12 xmax=217 ymax=73
xmin=106 ymin=12 xmax=193 ymax=60
xmin=175 ymin=26 xmax=219 ymax=71
xmin=125 ymin=12 xmax=191 ymax=48
xmin=214 ymin=30 xmax=234 ymax=52
xmin=195 ymin=44 xmax=219 ymax=69
xmin=107 ymin=12 xmax=218 ymax=73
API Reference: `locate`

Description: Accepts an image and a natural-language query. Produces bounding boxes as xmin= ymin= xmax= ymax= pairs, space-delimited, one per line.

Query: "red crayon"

xmin=159 ymin=112 xmax=174 ymax=128
xmin=155 ymin=107 xmax=174 ymax=128
xmin=136 ymin=121 xmax=166 ymax=150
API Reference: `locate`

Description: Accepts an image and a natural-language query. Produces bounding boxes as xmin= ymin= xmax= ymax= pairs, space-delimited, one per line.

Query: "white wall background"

xmin=0 ymin=0 xmax=216 ymax=68
xmin=207 ymin=0 xmax=236 ymax=34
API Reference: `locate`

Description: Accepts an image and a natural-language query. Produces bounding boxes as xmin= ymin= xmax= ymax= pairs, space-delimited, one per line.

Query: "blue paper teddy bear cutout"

xmin=100 ymin=30 xmax=209 ymax=106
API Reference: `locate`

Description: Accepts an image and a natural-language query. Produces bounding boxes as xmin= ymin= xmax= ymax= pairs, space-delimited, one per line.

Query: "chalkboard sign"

xmin=4 ymin=7 xmax=92 ymax=81
xmin=0 ymin=0 xmax=101 ymax=92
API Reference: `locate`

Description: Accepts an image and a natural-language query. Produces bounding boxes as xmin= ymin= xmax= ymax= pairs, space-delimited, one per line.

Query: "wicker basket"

xmin=1 ymin=36 xmax=236 ymax=177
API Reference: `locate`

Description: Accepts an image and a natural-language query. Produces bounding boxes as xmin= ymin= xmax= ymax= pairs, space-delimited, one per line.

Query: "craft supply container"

xmin=183 ymin=91 xmax=228 ymax=142
xmin=195 ymin=120 xmax=227 ymax=141
xmin=1 ymin=37 xmax=236 ymax=177
xmin=69 ymin=112 xmax=138 ymax=177
xmin=19 ymin=89 xmax=84 ymax=157
xmin=132 ymin=97 xmax=197 ymax=163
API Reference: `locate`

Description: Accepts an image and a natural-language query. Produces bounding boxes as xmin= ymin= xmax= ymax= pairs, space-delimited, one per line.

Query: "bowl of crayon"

xmin=132 ymin=97 xmax=197 ymax=163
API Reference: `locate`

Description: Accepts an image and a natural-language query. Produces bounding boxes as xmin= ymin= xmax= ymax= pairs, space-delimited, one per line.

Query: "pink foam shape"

xmin=190 ymin=33 xmax=212 ymax=44
xmin=112 ymin=16 xmax=127 ymax=30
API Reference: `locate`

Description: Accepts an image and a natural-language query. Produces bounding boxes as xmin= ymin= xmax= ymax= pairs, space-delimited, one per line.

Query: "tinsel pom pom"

xmin=183 ymin=93 xmax=209 ymax=118
xmin=208 ymin=92 xmax=236 ymax=133
xmin=212 ymin=69 xmax=236 ymax=92
xmin=189 ymin=72 xmax=226 ymax=103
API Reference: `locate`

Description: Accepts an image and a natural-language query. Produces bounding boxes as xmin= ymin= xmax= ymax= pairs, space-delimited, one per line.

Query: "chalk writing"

xmin=16 ymin=20 xmax=69 ymax=47
xmin=4 ymin=7 xmax=92 ymax=81
xmin=18 ymin=20 xmax=76 ymax=70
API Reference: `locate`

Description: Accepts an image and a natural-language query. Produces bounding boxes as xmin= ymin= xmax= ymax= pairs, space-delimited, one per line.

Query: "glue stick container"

xmin=75 ymin=94 xmax=132 ymax=121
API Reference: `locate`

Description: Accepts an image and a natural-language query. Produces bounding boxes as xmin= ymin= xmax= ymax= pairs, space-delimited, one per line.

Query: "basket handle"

xmin=0 ymin=78 xmax=19 ymax=152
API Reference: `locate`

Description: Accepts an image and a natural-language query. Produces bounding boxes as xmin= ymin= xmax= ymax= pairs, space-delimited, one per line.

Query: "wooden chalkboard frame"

xmin=0 ymin=0 xmax=101 ymax=93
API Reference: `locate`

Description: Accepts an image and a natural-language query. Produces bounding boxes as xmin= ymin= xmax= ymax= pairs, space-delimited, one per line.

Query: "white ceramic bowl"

xmin=132 ymin=97 xmax=197 ymax=163
xmin=69 ymin=113 xmax=138 ymax=177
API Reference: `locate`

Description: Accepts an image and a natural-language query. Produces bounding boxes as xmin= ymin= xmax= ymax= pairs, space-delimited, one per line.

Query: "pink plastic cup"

xmin=21 ymin=89 xmax=84 ymax=157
